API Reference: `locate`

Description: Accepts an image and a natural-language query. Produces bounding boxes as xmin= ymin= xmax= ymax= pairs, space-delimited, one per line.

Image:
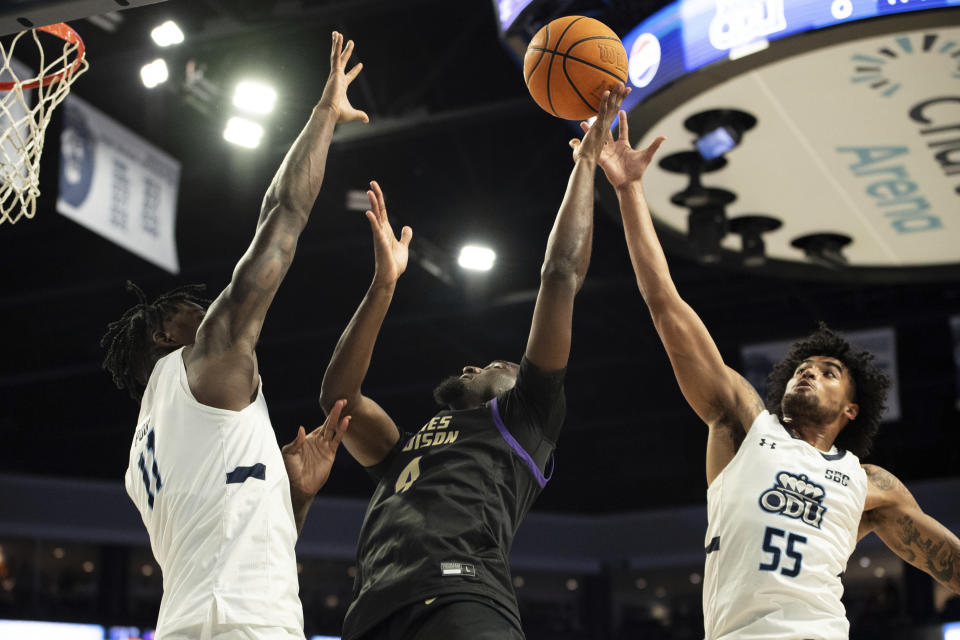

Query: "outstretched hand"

xmin=569 ymin=83 xmax=630 ymax=164
xmin=318 ymin=31 xmax=369 ymax=124
xmin=574 ymin=107 xmax=666 ymax=189
xmin=366 ymin=180 xmax=412 ymax=286
xmin=282 ymin=398 xmax=351 ymax=500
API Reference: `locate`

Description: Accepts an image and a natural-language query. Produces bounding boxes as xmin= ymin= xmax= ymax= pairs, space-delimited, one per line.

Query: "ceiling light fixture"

xmin=729 ymin=215 xmax=783 ymax=267
xmin=140 ymin=58 xmax=169 ymax=88
xmin=150 ymin=20 xmax=184 ymax=47
xmin=684 ymin=109 xmax=757 ymax=161
xmin=791 ymin=232 xmax=853 ymax=269
xmin=223 ymin=117 xmax=264 ymax=149
xmin=457 ymin=245 xmax=496 ymax=271
xmin=233 ymin=80 xmax=277 ymax=115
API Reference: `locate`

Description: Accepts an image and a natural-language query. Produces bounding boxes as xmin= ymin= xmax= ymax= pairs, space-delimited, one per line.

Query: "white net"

xmin=0 ymin=24 xmax=88 ymax=225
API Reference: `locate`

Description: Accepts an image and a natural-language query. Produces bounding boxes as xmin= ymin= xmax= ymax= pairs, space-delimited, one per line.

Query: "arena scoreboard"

xmin=619 ymin=0 xmax=957 ymax=111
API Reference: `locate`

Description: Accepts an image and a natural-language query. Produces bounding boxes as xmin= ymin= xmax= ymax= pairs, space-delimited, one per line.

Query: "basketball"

xmin=523 ymin=16 xmax=628 ymax=121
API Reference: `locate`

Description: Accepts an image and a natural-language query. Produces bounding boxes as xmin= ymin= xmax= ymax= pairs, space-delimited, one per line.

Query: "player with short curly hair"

xmin=577 ymin=110 xmax=960 ymax=638
xmin=765 ymin=322 xmax=891 ymax=459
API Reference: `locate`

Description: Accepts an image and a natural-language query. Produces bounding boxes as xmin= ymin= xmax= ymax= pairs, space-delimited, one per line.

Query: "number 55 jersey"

xmin=124 ymin=348 xmax=303 ymax=638
xmin=702 ymin=410 xmax=867 ymax=640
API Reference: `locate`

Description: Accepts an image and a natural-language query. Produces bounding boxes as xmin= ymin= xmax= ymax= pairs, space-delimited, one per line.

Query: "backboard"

xmin=1 ymin=0 xmax=168 ymax=36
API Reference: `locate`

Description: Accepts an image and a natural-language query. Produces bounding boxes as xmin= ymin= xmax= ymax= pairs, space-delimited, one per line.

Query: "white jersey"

xmin=703 ymin=411 xmax=867 ymax=640
xmin=124 ymin=348 xmax=303 ymax=637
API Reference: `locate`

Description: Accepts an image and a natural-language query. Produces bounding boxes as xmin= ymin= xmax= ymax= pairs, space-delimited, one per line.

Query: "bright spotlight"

xmin=151 ymin=20 xmax=184 ymax=47
xmin=140 ymin=58 xmax=169 ymax=88
xmin=233 ymin=80 xmax=277 ymax=115
xmin=223 ymin=117 xmax=264 ymax=149
xmin=457 ymin=245 xmax=495 ymax=272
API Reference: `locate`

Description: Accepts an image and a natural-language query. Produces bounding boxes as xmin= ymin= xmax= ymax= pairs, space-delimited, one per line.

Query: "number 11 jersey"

xmin=702 ymin=411 xmax=867 ymax=640
xmin=124 ymin=348 xmax=303 ymax=637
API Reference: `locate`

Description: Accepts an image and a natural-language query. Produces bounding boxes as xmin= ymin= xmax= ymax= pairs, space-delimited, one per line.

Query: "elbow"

xmin=637 ymin=277 xmax=681 ymax=311
xmin=260 ymin=191 xmax=310 ymax=231
xmin=540 ymin=260 xmax=585 ymax=291
xmin=649 ymin=302 xmax=685 ymax=333
xmin=643 ymin=288 xmax=675 ymax=313
xmin=318 ymin=381 xmax=357 ymax=415
xmin=318 ymin=385 xmax=339 ymax=415
xmin=650 ymin=311 xmax=678 ymax=339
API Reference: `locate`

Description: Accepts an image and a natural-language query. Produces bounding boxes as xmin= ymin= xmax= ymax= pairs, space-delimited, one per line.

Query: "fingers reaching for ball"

xmin=571 ymin=83 xmax=628 ymax=162
xmin=598 ymin=84 xmax=630 ymax=128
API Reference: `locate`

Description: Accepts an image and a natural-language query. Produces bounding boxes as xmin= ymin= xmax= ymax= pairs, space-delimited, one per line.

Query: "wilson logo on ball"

xmin=598 ymin=43 xmax=626 ymax=67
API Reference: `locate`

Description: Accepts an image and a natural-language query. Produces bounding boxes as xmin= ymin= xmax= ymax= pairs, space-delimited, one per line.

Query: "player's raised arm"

xmin=523 ymin=86 xmax=626 ymax=372
xmin=589 ymin=112 xmax=765 ymax=477
xmin=319 ymin=181 xmax=411 ymax=467
xmin=859 ymin=464 xmax=960 ymax=594
xmin=190 ymin=32 xmax=368 ymax=409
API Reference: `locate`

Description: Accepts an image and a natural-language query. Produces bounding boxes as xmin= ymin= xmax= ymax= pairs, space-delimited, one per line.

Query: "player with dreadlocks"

xmin=101 ymin=281 xmax=209 ymax=399
xmin=101 ymin=32 xmax=364 ymax=640
xmin=573 ymin=111 xmax=960 ymax=638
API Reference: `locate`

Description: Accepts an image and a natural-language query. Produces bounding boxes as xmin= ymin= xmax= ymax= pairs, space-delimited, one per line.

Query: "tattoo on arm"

xmin=894 ymin=514 xmax=960 ymax=587
xmin=865 ymin=465 xmax=898 ymax=491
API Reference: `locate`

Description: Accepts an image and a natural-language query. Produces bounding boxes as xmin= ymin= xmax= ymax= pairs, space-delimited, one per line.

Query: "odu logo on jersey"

xmin=759 ymin=471 xmax=827 ymax=529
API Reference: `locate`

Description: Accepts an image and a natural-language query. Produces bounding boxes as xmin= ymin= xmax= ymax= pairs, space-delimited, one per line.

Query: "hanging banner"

xmin=952 ymin=316 xmax=960 ymax=411
xmin=741 ymin=327 xmax=900 ymax=422
xmin=57 ymin=95 xmax=180 ymax=273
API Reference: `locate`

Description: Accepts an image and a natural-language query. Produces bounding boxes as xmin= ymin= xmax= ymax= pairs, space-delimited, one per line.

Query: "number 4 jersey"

xmin=702 ymin=410 xmax=867 ymax=640
xmin=342 ymin=357 xmax=565 ymax=640
xmin=124 ymin=348 xmax=303 ymax=637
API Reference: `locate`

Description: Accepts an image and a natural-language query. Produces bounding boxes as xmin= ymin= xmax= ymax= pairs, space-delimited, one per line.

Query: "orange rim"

xmin=0 ymin=22 xmax=86 ymax=92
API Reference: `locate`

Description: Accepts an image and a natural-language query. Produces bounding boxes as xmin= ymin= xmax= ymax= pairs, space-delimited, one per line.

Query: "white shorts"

xmin=162 ymin=624 xmax=305 ymax=640
xmin=160 ymin=601 xmax=305 ymax=640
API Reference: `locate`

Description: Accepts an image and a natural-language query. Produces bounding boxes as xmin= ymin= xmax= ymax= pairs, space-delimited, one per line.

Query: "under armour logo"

xmin=759 ymin=438 xmax=777 ymax=449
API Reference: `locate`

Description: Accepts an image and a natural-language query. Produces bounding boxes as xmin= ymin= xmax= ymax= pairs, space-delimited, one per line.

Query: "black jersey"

xmin=342 ymin=357 xmax=565 ymax=640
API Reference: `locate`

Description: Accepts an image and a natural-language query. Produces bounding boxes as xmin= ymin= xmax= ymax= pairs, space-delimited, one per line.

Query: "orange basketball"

xmin=523 ymin=16 xmax=628 ymax=120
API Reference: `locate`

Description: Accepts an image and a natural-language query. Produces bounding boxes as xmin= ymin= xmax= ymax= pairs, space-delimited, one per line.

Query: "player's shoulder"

xmin=861 ymin=464 xmax=899 ymax=488
xmin=517 ymin=355 xmax=564 ymax=384
xmin=862 ymin=464 xmax=913 ymax=511
xmin=501 ymin=356 xmax=565 ymax=410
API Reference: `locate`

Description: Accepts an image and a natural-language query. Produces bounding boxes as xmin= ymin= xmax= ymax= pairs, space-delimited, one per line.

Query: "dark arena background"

xmin=1 ymin=0 xmax=959 ymax=638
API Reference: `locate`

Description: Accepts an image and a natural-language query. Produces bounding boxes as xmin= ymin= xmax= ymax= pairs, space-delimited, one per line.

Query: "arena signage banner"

xmin=56 ymin=95 xmax=180 ymax=273
xmin=741 ymin=327 xmax=901 ymax=422
xmin=618 ymin=0 xmax=954 ymax=111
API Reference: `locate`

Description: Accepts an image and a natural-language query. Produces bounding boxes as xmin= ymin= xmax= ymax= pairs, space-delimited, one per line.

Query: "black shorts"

xmin=356 ymin=595 xmax=525 ymax=640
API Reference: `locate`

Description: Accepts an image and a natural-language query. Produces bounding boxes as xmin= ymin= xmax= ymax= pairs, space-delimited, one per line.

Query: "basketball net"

xmin=0 ymin=23 xmax=88 ymax=225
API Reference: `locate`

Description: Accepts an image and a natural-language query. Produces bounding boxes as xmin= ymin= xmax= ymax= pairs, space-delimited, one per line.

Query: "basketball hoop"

xmin=0 ymin=23 xmax=88 ymax=225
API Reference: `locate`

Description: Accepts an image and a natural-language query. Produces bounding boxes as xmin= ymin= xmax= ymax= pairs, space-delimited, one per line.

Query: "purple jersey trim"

xmin=489 ymin=396 xmax=551 ymax=488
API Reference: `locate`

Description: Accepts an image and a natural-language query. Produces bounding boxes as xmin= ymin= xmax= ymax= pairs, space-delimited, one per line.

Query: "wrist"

xmin=615 ymin=181 xmax=644 ymax=198
xmin=576 ymin=156 xmax=598 ymax=169
xmin=290 ymin=485 xmax=315 ymax=508
xmin=313 ymin=100 xmax=340 ymax=120
xmin=369 ymin=277 xmax=398 ymax=293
